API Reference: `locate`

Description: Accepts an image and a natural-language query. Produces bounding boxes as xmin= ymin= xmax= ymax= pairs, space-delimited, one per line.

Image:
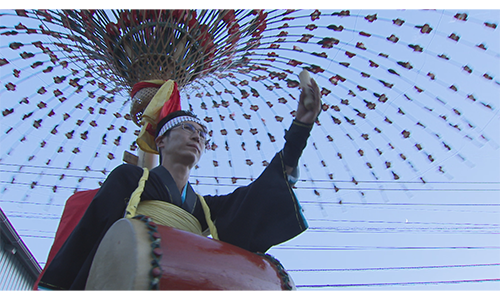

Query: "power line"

xmin=306 ymin=226 xmax=500 ymax=234
xmin=2 ymin=192 xmax=498 ymax=210
xmin=296 ymin=278 xmax=500 ymax=288
xmin=3 ymin=179 xmax=499 ymax=193
xmin=275 ymin=245 xmax=500 ymax=251
xmin=0 ymin=180 xmax=93 ymax=190
xmin=16 ymin=234 xmax=55 ymax=239
xmin=1 ymin=163 xmax=499 ymax=185
xmin=296 ymin=187 xmax=500 ymax=192
xmin=304 ymin=202 xmax=500 ymax=215
xmin=0 ymin=199 xmax=65 ymax=206
xmin=6 ymin=214 xmax=61 ymax=220
xmin=288 ymin=262 xmax=500 ymax=272
xmin=0 ymin=169 xmax=106 ymax=180
xmin=306 ymin=218 xmax=500 ymax=227
xmin=0 ymin=162 xmax=109 ymax=174
xmin=300 ymin=201 xmax=500 ymax=207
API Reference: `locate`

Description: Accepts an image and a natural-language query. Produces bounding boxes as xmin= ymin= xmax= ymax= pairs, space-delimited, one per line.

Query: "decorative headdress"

xmin=133 ymin=80 xmax=206 ymax=154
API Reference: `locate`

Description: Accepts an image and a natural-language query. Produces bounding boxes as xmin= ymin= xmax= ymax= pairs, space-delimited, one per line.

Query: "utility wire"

xmin=296 ymin=278 xmax=500 ymax=288
xmin=305 ymin=227 xmax=500 ymax=234
xmin=0 ymin=162 xmax=109 ymax=174
xmin=275 ymin=245 xmax=500 ymax=251
xmin=300 ymin=201 xmax=500 ymax=206
xmin=306 ymin=218 xmax=500 ymax=227
xmin=0 ymin=169 xmax=106 ymax=180
xmin=1 ymin=163 xmax=499 ymax=185
xmin=288 ymin=262 xmax=500 ymax=272
xmin=2 ymin=179 xmax=500 ymax=193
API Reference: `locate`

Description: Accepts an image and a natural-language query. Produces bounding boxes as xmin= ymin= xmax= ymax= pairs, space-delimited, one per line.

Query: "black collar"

xmin=150 ymin=165 xmax=197 ymax=213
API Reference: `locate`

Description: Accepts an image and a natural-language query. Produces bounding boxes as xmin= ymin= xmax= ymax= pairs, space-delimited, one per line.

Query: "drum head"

xmin=86 ymin=218 xmax=151 ymax=290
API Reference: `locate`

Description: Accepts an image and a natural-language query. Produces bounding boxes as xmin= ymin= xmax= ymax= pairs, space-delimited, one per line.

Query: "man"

xmin=38 ymin=78 xmax=322 ymax=290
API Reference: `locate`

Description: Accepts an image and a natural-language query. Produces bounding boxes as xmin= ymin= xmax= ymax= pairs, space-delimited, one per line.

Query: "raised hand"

xmin=295 ymin=77 xmax=322 ymax=124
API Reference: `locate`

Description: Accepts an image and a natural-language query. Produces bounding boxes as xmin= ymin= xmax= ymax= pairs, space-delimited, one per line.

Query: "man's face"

xmin=155 ymin=121 xmax=207 ymax=168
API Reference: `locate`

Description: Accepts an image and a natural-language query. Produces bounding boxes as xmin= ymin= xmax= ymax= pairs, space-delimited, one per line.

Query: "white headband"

xmin=156 ymin=116 xmax=207 ymax=138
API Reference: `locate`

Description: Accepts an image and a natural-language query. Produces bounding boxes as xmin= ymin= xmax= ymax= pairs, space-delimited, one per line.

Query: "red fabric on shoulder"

xmin=33 ymin=189 xmax=98 ymax=290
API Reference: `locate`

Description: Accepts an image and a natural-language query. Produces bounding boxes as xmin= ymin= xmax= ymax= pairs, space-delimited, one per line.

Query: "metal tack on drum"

xmin=255 ymin=253 xmax=294 ymax=290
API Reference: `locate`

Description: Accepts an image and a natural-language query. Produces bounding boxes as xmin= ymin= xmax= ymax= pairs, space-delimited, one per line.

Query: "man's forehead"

xmin=157 ymin=115 xmax=208 ymax=138
xmin=185 ymin=121 xmax=207 ymax=132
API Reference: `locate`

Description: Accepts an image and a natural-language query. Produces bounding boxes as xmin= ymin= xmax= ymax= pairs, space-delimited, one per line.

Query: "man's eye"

xmin=185 ymin=124 xmax=196 ymax=132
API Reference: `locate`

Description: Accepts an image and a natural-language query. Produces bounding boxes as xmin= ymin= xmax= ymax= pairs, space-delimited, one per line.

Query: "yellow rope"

xmin=125 ymin=168 xmax=149 ymax=219
xmin=136 ymin=200 xmax=202 ymax=235
xmin=124 ymin=167 xmax=219 ymax=239
xmin=197 ymin=194 xmax=219 ymax=240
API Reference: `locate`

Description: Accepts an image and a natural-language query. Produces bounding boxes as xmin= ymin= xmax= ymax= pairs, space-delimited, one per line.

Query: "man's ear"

xmin=155 ymin=135 xmax=165 ymax=152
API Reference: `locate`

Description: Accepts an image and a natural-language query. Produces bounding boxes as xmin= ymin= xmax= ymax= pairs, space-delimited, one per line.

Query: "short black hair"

xmin=155 ymin=110 xmax=206 ymax=164
xmin=155 ymin=110 xmax=200 ymax=138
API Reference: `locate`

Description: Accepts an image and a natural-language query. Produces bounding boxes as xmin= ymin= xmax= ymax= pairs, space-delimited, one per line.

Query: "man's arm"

xmin=284 ymin=78 xmax=322 ymax=175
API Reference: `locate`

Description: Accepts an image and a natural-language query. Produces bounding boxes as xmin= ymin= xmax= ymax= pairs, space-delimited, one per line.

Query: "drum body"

xmin=86 ymin=217 xmax=295 ymax=290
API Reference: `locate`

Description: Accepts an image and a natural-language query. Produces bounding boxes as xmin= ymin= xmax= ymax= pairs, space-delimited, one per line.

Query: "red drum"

xmin=86 ymin=216 xmax=295 ymax=290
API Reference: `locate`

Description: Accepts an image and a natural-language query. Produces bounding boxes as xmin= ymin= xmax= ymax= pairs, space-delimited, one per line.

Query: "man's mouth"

xmin=187 ymin=144 xmax=200 ymax=153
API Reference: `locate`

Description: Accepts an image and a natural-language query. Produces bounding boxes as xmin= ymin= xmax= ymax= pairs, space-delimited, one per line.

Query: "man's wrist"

xmin=292 ymin=118 xmax=314 ymax=128
xmin=295 ymin=115 xmax=315 ymax=125
xmin=282 ymin=119 xmax=313 ymax=169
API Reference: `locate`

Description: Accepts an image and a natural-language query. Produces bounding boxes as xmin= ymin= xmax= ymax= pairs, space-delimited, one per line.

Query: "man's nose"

xmin=191 ymin=132 xmax=200 ymax=142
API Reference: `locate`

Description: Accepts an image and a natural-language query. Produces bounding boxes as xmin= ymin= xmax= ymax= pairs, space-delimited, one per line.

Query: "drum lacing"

xmin=132 ymin=215 xmax=162 ymax=290
xmin=256 ymin=253 xmax=294 ymax=290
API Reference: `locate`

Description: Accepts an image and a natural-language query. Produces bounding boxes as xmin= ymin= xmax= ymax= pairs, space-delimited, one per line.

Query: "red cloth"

xmin=33 ymin=189 xmax=98 ymax=290
xmin=129 ymin=81 xmax=163 ymax=99
xmin=145 ymin=82 xmax=181 ymax=137
xmin=159 ymin=82 xmax=181 ymax=120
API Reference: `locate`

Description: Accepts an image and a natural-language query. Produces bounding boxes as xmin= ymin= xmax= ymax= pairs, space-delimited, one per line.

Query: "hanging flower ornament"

xmin=54 ymin=9 xmax=253 ymax=127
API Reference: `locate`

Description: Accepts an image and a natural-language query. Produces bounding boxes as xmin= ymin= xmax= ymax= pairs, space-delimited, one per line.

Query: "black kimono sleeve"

xmin=38 ymin=164 xmax=165 ymax=290
xmin=203 ymin=120 xmax=312 ymax=253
